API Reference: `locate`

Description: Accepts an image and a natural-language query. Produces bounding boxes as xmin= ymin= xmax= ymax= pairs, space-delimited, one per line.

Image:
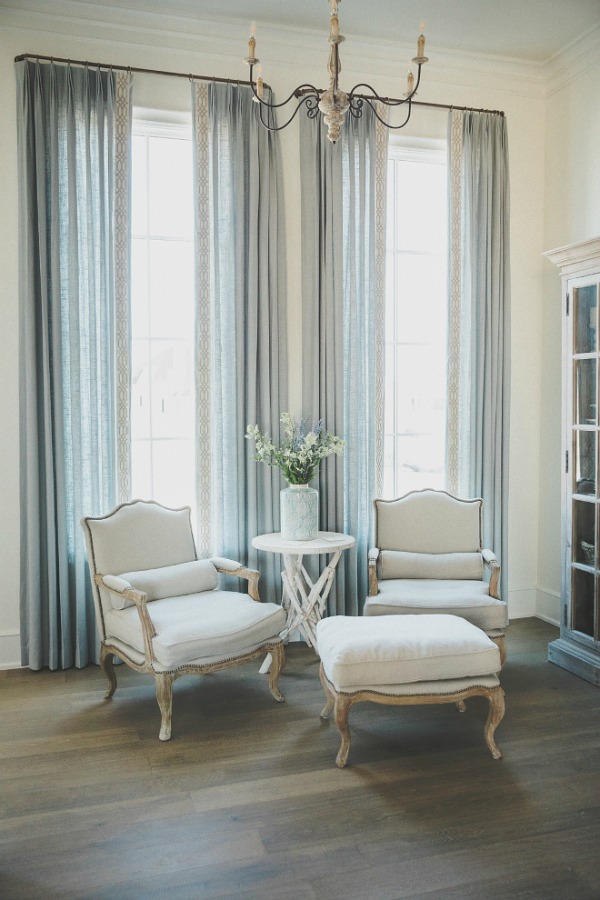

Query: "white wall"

xmin=0 ymin=1 xmax=560 ymax=666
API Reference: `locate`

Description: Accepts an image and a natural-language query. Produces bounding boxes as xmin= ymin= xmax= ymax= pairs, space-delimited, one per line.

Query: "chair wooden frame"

xmin=83 ymin=501 xmax=285 ymax=741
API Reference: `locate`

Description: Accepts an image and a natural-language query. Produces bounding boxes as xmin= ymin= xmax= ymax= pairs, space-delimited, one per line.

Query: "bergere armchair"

xmin=365 ymin=489 xmax=507 ymax=664
xmin=81 ymin=499 xmax=287 ymax=740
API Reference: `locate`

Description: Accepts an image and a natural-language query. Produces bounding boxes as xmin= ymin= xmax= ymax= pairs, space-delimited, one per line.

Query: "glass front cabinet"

xmin=546 ymin=237 xmax=600 ymax=686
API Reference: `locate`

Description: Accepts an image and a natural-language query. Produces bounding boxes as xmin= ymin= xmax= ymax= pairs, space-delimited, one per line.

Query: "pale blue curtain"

xmin=447 ymin=110 xmax=511 ymax=594
xmin=300 ymin=109 xmax=388 ymax=614
xmin=198 ymin=83 xmax=287 ymax=601
xmin=16 ymin=60 xmax=127 ymax=668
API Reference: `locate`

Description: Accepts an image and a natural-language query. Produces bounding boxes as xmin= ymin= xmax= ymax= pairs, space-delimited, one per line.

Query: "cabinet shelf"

xmin=546 ymin=237 xmax=600 ymax=685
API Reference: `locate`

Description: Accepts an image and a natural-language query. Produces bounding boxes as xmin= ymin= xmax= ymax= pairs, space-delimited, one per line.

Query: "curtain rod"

xmin=14 ymin=53 xmax=267 ymax=90
xmin=14 ymin=53 xmax=504 ymax=117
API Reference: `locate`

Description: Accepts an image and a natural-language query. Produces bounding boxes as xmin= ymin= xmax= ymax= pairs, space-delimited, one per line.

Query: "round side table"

xmin=252 ymin=531 xmax=355 ymax=656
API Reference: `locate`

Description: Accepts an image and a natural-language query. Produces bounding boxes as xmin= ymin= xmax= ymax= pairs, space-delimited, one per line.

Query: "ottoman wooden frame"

xmin=319 ymin=664 xmax=506 ymax=768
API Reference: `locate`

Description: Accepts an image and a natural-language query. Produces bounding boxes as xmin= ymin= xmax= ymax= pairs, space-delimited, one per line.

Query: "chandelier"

xmin=243 ymin=0 xmax=429 ymax=144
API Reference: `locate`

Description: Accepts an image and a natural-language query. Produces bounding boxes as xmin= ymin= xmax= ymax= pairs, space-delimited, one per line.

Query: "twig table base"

xmin=252 ymin=531 xmax=355 ymax=667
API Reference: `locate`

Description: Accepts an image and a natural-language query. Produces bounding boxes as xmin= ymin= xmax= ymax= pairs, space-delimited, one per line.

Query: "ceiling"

xmin=68 ymin=0 xmax=600 ymax=64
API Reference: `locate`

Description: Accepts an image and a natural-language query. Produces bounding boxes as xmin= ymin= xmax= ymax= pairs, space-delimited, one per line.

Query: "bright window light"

xmin=383 ymin=143 xmax=448 ymax=498
xmin=130 ymin=117 xmax=195 ymax=513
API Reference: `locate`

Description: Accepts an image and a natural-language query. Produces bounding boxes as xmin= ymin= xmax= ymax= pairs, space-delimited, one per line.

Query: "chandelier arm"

xmin=349 ymin=66 xmax=423 ymax=108
xmin=357 ymin=95 xmax=414 ymax=130
xmin=249 ymin=65 xmax=321 ymax=109
xmin=257 ymin=94 xmax=320 ymax=132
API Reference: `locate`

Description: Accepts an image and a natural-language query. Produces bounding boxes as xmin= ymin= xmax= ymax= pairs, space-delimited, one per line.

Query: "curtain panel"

xmin=192 ymin=82 xmax=287 ymax=601
xmin=300 ymin=109 xmax=388 ymax=614
xmin=446 ymin=109 xmax=511 ymax=594
xmin=16 ymin=60 xmax=131 ymax=669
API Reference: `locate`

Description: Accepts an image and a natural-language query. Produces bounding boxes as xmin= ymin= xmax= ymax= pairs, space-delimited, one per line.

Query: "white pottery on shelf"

xmin=280 ymin=484 xmax=319 ymax=541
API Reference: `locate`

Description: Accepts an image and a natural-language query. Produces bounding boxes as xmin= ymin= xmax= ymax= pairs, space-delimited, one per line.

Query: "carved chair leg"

xmin=334 ymin=694 xmax=353 ymax=768
xmin=455 ymin=699 xmax=467 ymax=713
xmin=484 ymin=686 xmax=505 ymax=760
xmin=268 ymin=643 xmax=285 ymax=703
xmin=319 ymin=663 xmax=335 ymax=719
xmin=155 ymin=673 xmax=174 ymax=741
xmin=490 ymin=634 xmax=507 ymax=667
xmin=100 ymin=646 xmax=117 ymax=699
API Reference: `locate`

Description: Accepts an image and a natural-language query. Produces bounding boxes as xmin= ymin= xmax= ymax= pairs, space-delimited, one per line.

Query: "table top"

xmin=252 ymin=531 xmax=355 ymax=555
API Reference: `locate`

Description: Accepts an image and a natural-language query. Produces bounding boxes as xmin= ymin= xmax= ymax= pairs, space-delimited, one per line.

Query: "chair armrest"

xmin=95 ymin=574 xmax=158 ymax=663
xmin=368 ymin=548 xmax=380 ymax=597
xmin=209 ymin=557 xmax=261 ymax=602
xmin=482 ymin=550 xmax=501 ymax=599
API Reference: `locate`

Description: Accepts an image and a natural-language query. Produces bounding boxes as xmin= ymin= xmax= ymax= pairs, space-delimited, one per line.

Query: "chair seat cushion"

xmin=105 ymin=591 xmax=286 ymax=668
xmin=316 ymin=614 xmax=501 ymax=690
xmin=364 ymin=579 xmax=508 ymax=630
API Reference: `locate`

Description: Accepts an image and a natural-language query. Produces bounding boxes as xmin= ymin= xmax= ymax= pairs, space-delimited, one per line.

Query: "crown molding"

xmin=545 ymin=21 xmax=600 ymax=97
xmin=1 ymin=0 xmax=547 ymax=100
xmin=544 ymin=236 xmax=600 ymax=276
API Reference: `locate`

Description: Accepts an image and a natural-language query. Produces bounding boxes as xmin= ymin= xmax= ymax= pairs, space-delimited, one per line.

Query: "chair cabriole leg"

xmin=268 ymin=643 xmax=285 ymax=703
xmin=155 ymin=673 xmax=174 ymax=741
xmin=319 ymin=663 xmax=335 ymax=719
xmin=100 ymin=645 xmax=117 ymax=699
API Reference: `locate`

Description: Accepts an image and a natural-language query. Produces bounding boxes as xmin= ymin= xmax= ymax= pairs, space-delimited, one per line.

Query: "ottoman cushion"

xmin=316 ymin=614 xmax=501 ymax=690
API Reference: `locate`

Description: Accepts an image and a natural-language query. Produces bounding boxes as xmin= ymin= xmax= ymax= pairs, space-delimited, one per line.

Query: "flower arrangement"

xmin=246 ymin=413 xmax=345 ymax=485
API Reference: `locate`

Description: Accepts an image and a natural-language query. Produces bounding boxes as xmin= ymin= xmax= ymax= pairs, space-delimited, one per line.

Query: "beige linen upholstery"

xmin=317 ymin=614 xmax=501 ymax=689
xmin=316 ymin=614 xmax=505 ymax=767
xmin=81 ymin=499 xmax=286 ymax=740
xmin=366 ymin=490 xmax=507 ymax=664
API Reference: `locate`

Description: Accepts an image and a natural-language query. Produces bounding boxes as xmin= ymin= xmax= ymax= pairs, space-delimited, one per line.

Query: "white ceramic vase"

xmin=280 ymin=484 xmax=319 ymax=541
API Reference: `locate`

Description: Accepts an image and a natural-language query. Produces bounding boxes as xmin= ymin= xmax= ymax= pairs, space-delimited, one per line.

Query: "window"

xmin=383 ymin=142 xmax=448 ymax=498
xmin=130 ymin=116 xmax=196 ymax=510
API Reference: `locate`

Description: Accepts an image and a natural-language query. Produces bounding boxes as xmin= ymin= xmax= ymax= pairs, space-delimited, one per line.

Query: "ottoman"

xmin=316 ymin=614 xmax=505 ymax=767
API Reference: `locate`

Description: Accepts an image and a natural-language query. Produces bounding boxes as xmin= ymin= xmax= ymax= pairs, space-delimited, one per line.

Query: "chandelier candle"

xmin=243 ymin=0 xmax=429 ymax=143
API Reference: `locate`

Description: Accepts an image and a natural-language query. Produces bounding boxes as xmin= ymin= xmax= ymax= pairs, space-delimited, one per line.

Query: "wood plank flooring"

xmin=1 ymin=618 xmax=600 ymax=899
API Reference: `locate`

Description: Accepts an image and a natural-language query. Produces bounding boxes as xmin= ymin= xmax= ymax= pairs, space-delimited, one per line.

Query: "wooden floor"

xmin=1 ymin=618 xmax=600 ymax=899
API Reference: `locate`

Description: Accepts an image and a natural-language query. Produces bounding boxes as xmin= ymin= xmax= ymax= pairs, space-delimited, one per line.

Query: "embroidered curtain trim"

xmin=115 ymin=70 xmax=132 ymax=502
xmin=193 ymin=82 xmax=212 ymax=557
xmin=446 ymin=109 xmax=463 ymax=493
xmin=374 ymin=107 xmax=389 ymax=498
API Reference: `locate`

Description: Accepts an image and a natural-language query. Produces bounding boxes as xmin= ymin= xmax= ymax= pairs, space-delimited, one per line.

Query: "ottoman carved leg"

xmin=333 ymin=695 xmax=353 ymax=768
xmin=484 ymin=685 xmax=506 ymax=760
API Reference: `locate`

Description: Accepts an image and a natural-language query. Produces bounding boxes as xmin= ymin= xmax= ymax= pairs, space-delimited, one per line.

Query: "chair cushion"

xmin=107 ymin=560 xmax=219 ymax=609
xmin=316 ymin=614 xmax=500 ymax=690
xmin=104 ymin=591 xmax=287 ymax=668
xmin=380 ymin=550 xmax=483 ymax=581
xmin=364 ymin=579 xmax=508 ymax=630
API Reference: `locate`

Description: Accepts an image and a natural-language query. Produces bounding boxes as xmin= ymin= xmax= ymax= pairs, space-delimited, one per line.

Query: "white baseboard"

xmin=0 ymin=631 xmax=21 ymax=670
xmin=535 ymin=587 xmax=560 ymax=627
xmin=506 ymin=588 xmax=537 ymax=619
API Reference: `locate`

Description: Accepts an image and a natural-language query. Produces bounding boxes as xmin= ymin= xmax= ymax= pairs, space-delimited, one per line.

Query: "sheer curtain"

xmin=16 ymin=60 xmax=132 ymax=668
xmin=192 ymin=82 xmax=287 ymax=600
xmin=447 ymin=109 xmax=511 ymax=593
xmin=300 ymin=108 xmax=388 ymax=614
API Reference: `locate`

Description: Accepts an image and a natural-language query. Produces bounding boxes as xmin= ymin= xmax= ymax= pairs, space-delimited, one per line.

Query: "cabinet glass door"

xmin=570 ymin=281 xmax=600 ymax=642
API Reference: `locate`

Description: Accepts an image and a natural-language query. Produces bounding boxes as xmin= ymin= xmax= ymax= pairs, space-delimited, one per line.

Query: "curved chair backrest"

xmin=81 ymin=500 xmax=198 ymax=638
xmin=374 ymin=489 xmax=482 ymax=554
xmin=82 ymin=499 xmax=197 ymax=576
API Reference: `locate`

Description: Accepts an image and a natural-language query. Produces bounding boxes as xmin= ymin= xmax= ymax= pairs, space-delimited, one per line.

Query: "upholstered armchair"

xmin=365 ymin=489 xmax=507 ymax=664
xmin=81 ymin=499 xmax=287 ymax=740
